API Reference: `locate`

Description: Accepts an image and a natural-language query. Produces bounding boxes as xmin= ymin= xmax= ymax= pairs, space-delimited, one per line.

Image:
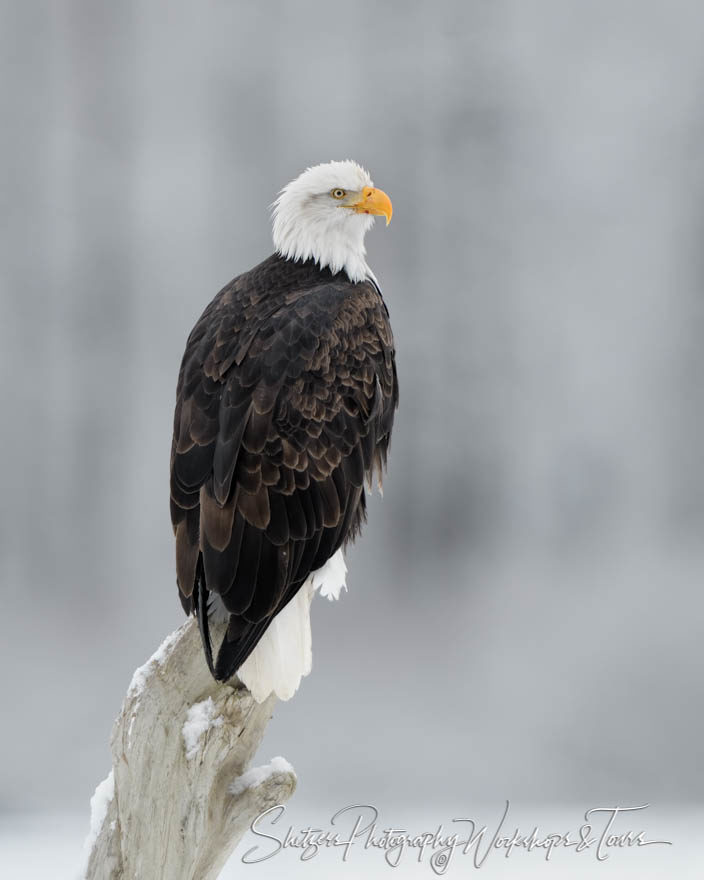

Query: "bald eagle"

xmin=170 ymin=160 xmax=398 ymax=702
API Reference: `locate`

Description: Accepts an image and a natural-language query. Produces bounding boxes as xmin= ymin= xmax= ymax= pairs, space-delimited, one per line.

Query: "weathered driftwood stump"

xmin=81 ymin=618 xmax=296 ymax=880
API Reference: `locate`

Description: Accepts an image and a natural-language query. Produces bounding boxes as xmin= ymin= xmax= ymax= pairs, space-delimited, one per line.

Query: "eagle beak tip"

xmin=356 ymin=186 xmax=393 ymax=226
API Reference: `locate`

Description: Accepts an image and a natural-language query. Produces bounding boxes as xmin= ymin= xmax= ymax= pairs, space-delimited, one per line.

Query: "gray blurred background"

xmin=1 ymin=0 xmax=703 ymax=865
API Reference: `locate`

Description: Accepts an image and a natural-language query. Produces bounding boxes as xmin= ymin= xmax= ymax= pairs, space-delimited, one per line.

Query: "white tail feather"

xmin=236 ymin=549 xmax=347 ymax=702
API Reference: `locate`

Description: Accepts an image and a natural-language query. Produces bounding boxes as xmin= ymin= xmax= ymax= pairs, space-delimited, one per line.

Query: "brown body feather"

xmin=170 ymin=253 xmax=398 ymax=681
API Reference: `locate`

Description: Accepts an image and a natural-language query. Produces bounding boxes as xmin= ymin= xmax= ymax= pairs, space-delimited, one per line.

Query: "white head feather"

xmin=272 ymin=160 xmax=379 ymax=284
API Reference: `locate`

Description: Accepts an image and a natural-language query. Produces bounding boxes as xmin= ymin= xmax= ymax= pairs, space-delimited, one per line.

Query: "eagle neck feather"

xmin=272 ymin=209 xmax=376 ymax=285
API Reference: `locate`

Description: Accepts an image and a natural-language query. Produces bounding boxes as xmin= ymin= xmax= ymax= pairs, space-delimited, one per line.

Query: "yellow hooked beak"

xmin=350 ymin=186 xmax=393 ymax=225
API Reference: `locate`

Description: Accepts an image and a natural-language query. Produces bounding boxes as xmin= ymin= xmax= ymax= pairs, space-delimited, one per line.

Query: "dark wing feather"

xmin=170 ymin=254 xmax=398 ymax=681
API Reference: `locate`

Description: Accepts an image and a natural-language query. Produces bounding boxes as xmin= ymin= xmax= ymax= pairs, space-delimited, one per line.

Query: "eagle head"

xmin=272 ymin=159 xmax=392 ymax=284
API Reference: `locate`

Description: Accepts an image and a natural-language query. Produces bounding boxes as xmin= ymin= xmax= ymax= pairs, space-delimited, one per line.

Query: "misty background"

xmin=1 ymin=0 xmax=703 ymax=874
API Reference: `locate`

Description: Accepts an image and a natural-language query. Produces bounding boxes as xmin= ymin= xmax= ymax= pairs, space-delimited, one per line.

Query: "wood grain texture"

xmin=83 ymin=618 xmax=296 ymax=880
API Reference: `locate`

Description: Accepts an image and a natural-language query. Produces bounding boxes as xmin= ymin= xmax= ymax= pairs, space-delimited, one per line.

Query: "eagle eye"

xmin=331 ymin=188 xmax=346 ymax=200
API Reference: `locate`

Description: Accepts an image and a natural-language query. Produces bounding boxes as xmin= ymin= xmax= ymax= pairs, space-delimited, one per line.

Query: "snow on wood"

xmin=78 ymin=770 xmax=115 ymax=876
xmin=229 ymin=755 xmax=296 ymax=798
xmin=182 ymin=697 xmax=224 ymax=760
